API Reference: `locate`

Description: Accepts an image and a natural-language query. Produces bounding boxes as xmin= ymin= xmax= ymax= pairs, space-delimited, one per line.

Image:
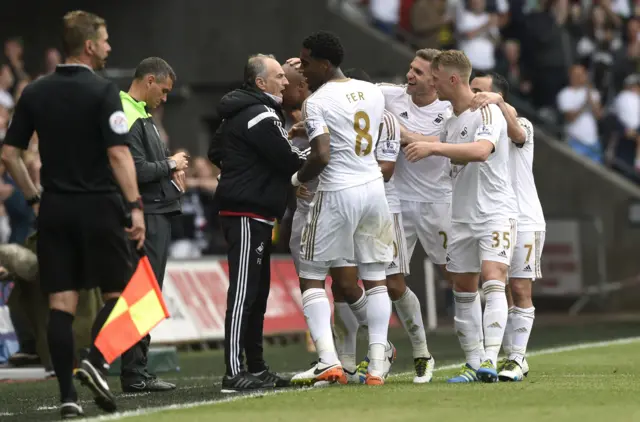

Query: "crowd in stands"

xmin=358 ymin=0 xmax=640 ymax=183
xmin=0 ymin=37 xmax=227 ymax=257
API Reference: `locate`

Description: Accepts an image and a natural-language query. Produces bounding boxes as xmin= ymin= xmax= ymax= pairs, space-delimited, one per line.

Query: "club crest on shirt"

xmin=433 ymin=113 xmax=444 ymax=124
xmin=460 ymin=127 xmax=468 ymax=138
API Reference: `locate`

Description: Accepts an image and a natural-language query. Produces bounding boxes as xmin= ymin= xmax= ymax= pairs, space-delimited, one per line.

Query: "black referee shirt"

xmin=3 ymin=64 xmax=129 ymax=193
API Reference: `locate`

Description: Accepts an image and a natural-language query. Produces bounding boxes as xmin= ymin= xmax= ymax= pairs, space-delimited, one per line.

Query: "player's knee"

xmin=481 ymin=261 xmax=509 ymax=282
xmin=451 ymin=273 xmax=480 ymax=293
xmin=359 ymin=263 xmax=386 ymax=282
xmin=299 ymin=260 xmax=329 ymax=291
xmin=509 ymin=278 xmax=532 ymax=303
xmin=386 ymin=273 xmax=406 ymax=300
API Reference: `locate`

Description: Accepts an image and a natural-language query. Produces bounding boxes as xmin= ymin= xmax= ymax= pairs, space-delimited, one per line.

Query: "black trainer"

xmin=221 ymin=371 xmax=276 ymax=393
xmin=252 ymin=368 xmax=291 ymax=388
xmin=74 ymin=360 xmax=117 ymax=413
xmin=60 ymin=402 xmax=84 ymax=419
xmin=121 ymin=372 xmax=176 ymax=393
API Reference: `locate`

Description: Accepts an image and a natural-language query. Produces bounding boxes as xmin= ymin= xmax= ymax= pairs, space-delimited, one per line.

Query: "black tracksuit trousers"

xmin=220 ymin=216 xmax=273 ymax=377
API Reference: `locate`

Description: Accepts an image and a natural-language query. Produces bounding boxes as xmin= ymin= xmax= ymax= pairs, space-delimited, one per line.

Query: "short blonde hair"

xmin=415 ymin=48 xmax=440 ymax=62
xmin=431 ymin=50 xmax=472 ymax=82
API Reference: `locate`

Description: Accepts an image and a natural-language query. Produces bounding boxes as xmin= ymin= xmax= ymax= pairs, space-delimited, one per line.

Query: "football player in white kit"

xmin=289 ymin=31 xmax=395 ymax=386
xmin=283 ymin=61 xmax=372 ymax=382
xmin=469 ymin=72 xmax=545 ymax=382
xmin=404 ymin=50 xmax=519 ymax=383
xmin=377 ymin=48 xmax=452 ymax=382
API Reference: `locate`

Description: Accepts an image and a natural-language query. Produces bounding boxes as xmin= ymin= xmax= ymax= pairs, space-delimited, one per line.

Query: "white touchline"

xmin=81 ymin=336 xmax=640 ymax=422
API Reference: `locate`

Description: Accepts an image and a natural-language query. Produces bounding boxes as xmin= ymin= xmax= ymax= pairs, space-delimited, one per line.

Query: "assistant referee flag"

xmin=94 ymin=256 xmax=170 ymax=363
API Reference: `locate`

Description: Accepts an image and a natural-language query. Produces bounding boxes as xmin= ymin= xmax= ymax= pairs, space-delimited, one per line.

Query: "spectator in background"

xmin=170 ymin=150 xmax=207 ymax=259
xmin=0 ymin=64 xmax=15 ymax=111
xmin=3 ymin=38 xmax=28 ymax=95
xmin=42 ymin=48 xmax=62 ymax=77
xmin=611 ymin=74 xmax=640 ymax=176
xmin=455 ymin=0 xmax=500 ymax=72
xmin=410 ymin=0 xmax=450 ymax=49
xmin=612 ymin=17 xmax=640 ymax=93
xmin=495 ymin=39 xmax=532 ymax=99
xmin=575 ymin=4 xmax=623 ymax=100
xmin=370 ymin=0 xmax=400 ymax=34
xmin=521 ymin=0 xmax=569 ymax=111
xmin=557 ymin=63 xmax=604 ymax=163
xmin=186 ymin=157 xmax=226 ymax=253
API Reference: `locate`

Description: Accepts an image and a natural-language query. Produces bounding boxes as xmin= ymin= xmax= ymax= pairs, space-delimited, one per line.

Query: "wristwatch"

xmin=125 ymin=197 xmax=144 ymax=212
xmin=26 ymin=194 xmax=41 ymax=207
xmin=168 ymin=159 xmax=177 ymax=172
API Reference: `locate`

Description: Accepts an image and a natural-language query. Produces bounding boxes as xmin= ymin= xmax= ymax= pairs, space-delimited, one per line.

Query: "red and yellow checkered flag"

xmin=94 ymin=256 xmax=169 ymax=364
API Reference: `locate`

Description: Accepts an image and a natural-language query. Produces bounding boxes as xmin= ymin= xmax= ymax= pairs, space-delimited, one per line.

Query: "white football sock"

xmin=302 ymin=288 xmax=339 ymax=365
xmin=333 ymin=301 xmax=359 ymax=372
xmin=365 ymin=286 xmax=391 ymax=376
xmin=453 ymin=291 xmax=484 ymax=370
xmin=507 ymin=306 xmax=535 ymax=365
xmin=365 ymin=286 xmax=390 ymax=346
xmin=502 ymin=306 xmax=516 ymax=356
xmin=472 ymin=290 xmax=484 ymax=356
xmin=349 ymin=289 xmax=368 ymax=327
xmin=393 ymin=287 xmax=430 ymax=358
xmin=482 ymin=280 xmax=508 ymax=366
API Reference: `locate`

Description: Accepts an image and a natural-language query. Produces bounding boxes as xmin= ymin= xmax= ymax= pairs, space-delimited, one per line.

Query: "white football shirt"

xmin=379 ymin=84 xmax=453 ymax=203
xmin=375 ymin=109 xmax=402 ymax=214
xmin=509 ymin=117 xmax=545 ymax=231
xmin=442 ymin=103 xmax=518 ymax=224
xmin=303 ymin=79 xmax=385 ymax=191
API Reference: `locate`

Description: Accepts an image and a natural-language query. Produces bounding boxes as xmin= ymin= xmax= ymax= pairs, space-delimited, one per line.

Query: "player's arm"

xmin=246 ymin=108 xmax=307 ymax=176
xmin=377 ymin=112 xmax=401 ymax=182
xmin=400 ymin=124 xmax=441 ymax=145
xmin=404 ymin=106 xmax=502 ymax=163
xmin=471 ymin=92 xmax=525 ymax=144
xmin=292 ymin=99 xmax=330 ymax=186
xmin=101 ymin=83 xmax=142 ymax=203
xmin=1 ymin=85 xmax=40 ymax=204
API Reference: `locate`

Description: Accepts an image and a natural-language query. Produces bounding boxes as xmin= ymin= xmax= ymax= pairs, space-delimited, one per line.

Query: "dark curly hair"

xmin=302 ymin=31 xmax=344 ymax=67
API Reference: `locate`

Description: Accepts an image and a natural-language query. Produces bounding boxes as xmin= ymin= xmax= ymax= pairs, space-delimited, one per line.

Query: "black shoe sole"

xmin=75 ymin=365 xmax=117 ymax=413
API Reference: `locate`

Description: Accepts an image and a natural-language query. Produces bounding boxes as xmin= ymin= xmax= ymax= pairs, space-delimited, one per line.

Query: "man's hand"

xmin=295 ymin=185 xmax=314 ymax=201
xmin=125 ymin=208 xmax=146 ymax=250
xmin=404 ymin=142 xmax=438 ymax=162
xmin=470 ymin=92 xmax=503 ymax=111
xmin=401 ymin=130 xmax=435 ymax=146
xmin=170 ymin=152 xmax=189 ymax=171
xmin=285 ymin=57 xmax=302 ymax=70
xmin=172 ymin=170 xmax=186 ymax=191
xmin=288 ymin=121 xmax=307 ymax=140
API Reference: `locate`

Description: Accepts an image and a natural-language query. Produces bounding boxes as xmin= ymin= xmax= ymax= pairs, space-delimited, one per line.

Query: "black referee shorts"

xmin=37 ymin=192 xmax=136 ymax=295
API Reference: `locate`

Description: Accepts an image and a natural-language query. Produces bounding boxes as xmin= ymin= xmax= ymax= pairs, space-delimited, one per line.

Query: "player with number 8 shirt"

xmin=289 ymin=31 xmax=395 ymax=386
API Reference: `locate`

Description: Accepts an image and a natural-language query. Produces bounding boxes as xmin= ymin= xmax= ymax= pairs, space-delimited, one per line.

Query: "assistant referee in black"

xmin=1 ymin=11 xmax=145 ymax=419
xmin=209 ymin=54 xmax=306 ymax=392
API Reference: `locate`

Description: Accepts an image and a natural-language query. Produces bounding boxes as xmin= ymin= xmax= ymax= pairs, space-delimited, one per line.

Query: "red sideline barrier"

xmin=150 ymin=257 xmax=399 ymax=344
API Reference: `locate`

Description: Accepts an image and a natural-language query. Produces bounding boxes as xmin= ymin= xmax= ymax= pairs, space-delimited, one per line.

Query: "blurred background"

xmin=0 ymin=0 xmax=639 ymax=366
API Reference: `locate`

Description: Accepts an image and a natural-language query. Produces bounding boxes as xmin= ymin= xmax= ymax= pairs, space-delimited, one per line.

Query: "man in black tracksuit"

xmin=119 ymin=57 xmax=185 ymax=392
xmin=209 ymin=54 xmax=307 ymax=392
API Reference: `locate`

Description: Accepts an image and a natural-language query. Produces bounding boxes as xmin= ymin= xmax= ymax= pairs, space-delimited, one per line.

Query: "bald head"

xmin=283 ymin=62 xmax=305 ymax=86
xmin=281 ymin=61 xmax=310 ymax=111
